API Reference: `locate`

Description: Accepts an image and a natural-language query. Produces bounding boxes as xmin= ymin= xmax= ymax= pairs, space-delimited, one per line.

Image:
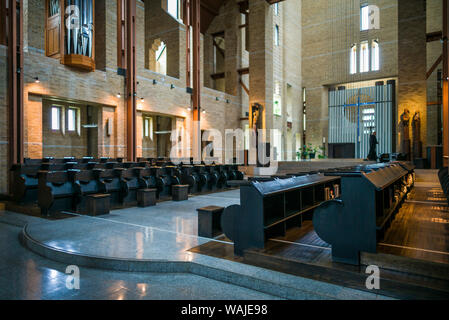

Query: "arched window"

xmin=371 ymin=40 xmax=380 ymax=71
xmin=360 ymin=41 xmax=369 ymax=73
xmin=350 ymin=44 xmax=357 ymax=74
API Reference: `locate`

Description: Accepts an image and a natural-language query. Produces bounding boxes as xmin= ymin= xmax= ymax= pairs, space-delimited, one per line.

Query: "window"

xmin=360 ymin=41 xmax=369 ymax=73
xmin=167 ymin=0 xmax=180 ymax=20
xmin=371 ymin=40 xmax=379 ymax=71
xmin=350 ymin=44 xmax=357 ymax=74
xmin=156 ymin=42 xmax=167 ymax=75
xmin=361 ymin=5 xmax=370 ymax=31
xmin=274 ymin=25 xmax=280 ymax=46
xmin=51 ymin=106 xmax=61 ymax=131
xmin=67 ymin=108 xmax=77 ymax=132
xmin=273 ymin=3 xmax=279 ymax=16
xmin=361 ymin=4 xmax=380 ymax=31
xmin=144 ymin=117 xmax=153 ymax=140
xmin=273 ymin=82 xmax=282 ymax=116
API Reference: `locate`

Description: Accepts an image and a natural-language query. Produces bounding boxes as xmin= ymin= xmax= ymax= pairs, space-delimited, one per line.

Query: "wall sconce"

xmin=226 ymin=99 xmax=230 ymax=104
xmin=216 ymin=97 xmax=219 ymax=101
xmin=187 ymin=106 xmax=192 ymax=111
xmin=116 ymin=93 xmax=121 ymax=98
xmin=153 ymin=79 xmax=157 ymax=85
xmin=34 ymin=77 xmax=40 ymax=83
xmin=170 ymin=84 xmax=175 ymax=89
xmin=141 ymin=97 xmax=145 ymax=103
xmin=202 ymin=109 xmax=207 ymax=114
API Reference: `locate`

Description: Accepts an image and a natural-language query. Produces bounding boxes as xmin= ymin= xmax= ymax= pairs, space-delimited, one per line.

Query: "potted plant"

xmin=308 ymin=144 xmax=316 ymax=159
xmin=318 ymin=146 xmax=326 ymax=159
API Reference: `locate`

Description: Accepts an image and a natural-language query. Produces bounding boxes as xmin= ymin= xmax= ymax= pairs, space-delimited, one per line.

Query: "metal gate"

xmin=328 ymin=83 xmax=394 ymax=159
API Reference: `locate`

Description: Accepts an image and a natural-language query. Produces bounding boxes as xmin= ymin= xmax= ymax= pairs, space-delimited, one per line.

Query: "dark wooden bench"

xmin=172 ymin=185 xmax=189 ymax=201
xmin=197 ymin=206 xmax=224 ymax=238
xmin=314 ymin=162 xmax=413 ymax=265
xmin=137 ymin=188 xmax=157 ymax=207
xmin=221 ymin=174 xmax=342 ymax=256
xmin=87 ymin=194 xmax=110 ymax=216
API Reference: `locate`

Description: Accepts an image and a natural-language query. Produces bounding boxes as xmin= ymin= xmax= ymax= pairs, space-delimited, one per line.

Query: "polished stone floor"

xmin=2 ymin=189 xmax=387 ymax=300
xmin=0 ymin=219 xmax=280 ymax=300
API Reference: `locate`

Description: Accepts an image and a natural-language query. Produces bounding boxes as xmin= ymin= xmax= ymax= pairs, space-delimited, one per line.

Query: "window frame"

xmin=155 ymin=42 xmax=167 ymax=75
xmin=51 ymin=106 xmax=62 ymax=131
xmin=371 ymin=39 xmax=380 ymax=71
xmin=67 ymin=107 xmax=78 ymax=132
xmin=360 ymin=41 xmax=370 ymax=73
xmin=350 ymin=44 xmax=357 ymax=74
xmin=167 ymin=0 xmax=180 ymax=20
xmin=143 ymin=116 xmax=154 ymax=140
xmin=273 ymin=3 xmax=279 ymax=16
xmin=360 ymin=5 xmax=370 ymax=31
xmin=274 ymin=25 xmax=280 ymax=46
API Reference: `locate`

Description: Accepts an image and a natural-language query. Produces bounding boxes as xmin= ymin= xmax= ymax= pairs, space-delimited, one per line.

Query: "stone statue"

xmin=400 ymin=109 xmax=411 ymax=159
xmin=251 ymin=103 xmax=262 ymax=131
xmin=412 ymin=111 xmax=422 ymax=158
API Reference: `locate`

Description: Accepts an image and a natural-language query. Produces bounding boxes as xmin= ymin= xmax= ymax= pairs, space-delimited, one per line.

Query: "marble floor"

xmin=1 ymin=189 xmax=387 ymax=300
xmin=0 ymin=212 xmax=280 ymax=300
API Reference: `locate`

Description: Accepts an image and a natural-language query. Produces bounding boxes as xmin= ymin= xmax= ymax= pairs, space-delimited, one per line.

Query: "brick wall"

xmin=17 ymin=0 xmax=244 ymax=179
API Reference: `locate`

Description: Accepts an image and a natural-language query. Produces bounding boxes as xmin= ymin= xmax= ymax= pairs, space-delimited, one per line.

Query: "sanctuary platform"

xmin=16 ymin=170 xmax=449 ymax=300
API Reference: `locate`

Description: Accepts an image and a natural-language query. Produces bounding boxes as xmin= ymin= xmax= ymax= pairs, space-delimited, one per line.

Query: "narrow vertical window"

xmin=144 ymin=118 xmax=149 ymax=137
xmin=274 ymin=25 xmax=280 ymax=46
xmin=360 ymin=5 xmax=369 ymax=31
xmin=360 ymin=41 xmax=369 ymax=73
xmin=167 ymin=0 xmax=179 ymax=20
xmin=144 ymin=117 xmax=154 ymax=140
xmin=67 ymin=108 xmax=76 ymax=132
xmin=350 ymin=44 xmax=357 ymax=74
xmin=51 ymin=107 xmax=61 ymax=130
xmin=274 ymin=3 xmax=279 ymax=16
xmin=371 ymin=40 xmax=379 ymax=71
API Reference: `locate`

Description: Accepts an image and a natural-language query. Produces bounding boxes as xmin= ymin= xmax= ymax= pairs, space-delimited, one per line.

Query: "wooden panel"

xmin=45 ymin=1 xmax=61 ymax=58
xmin=61 ymin=54 xmax=96 ymax=71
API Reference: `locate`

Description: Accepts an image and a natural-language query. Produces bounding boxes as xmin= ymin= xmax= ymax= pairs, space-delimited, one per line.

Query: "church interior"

xmin=1 ymin=0 xmax=449 ymax=301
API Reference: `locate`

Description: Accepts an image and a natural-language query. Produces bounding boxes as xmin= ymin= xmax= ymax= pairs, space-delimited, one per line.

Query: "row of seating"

xmin=438 ymin=167 xmax=449 ymax=205
xmin=12 ymin=158 xmax=244 ymax=216
xmin=217 ymin=161 xmax=414 ymax=265
xmin=314 ymin=162 xmax=414 ymax=265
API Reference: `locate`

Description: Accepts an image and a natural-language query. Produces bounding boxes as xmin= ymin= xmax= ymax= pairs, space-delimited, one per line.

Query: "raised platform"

xmin=190 ymin=170 xmax=449 ymax=299
xmin=19 ymin=189 xmax=385 ymax=300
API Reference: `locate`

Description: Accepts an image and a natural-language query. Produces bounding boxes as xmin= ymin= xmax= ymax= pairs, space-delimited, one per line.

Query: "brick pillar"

xmin=398 ymin=0 xmax=427 ymax=159
xmin=249 ymin=0 xmax=272 ymax=131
